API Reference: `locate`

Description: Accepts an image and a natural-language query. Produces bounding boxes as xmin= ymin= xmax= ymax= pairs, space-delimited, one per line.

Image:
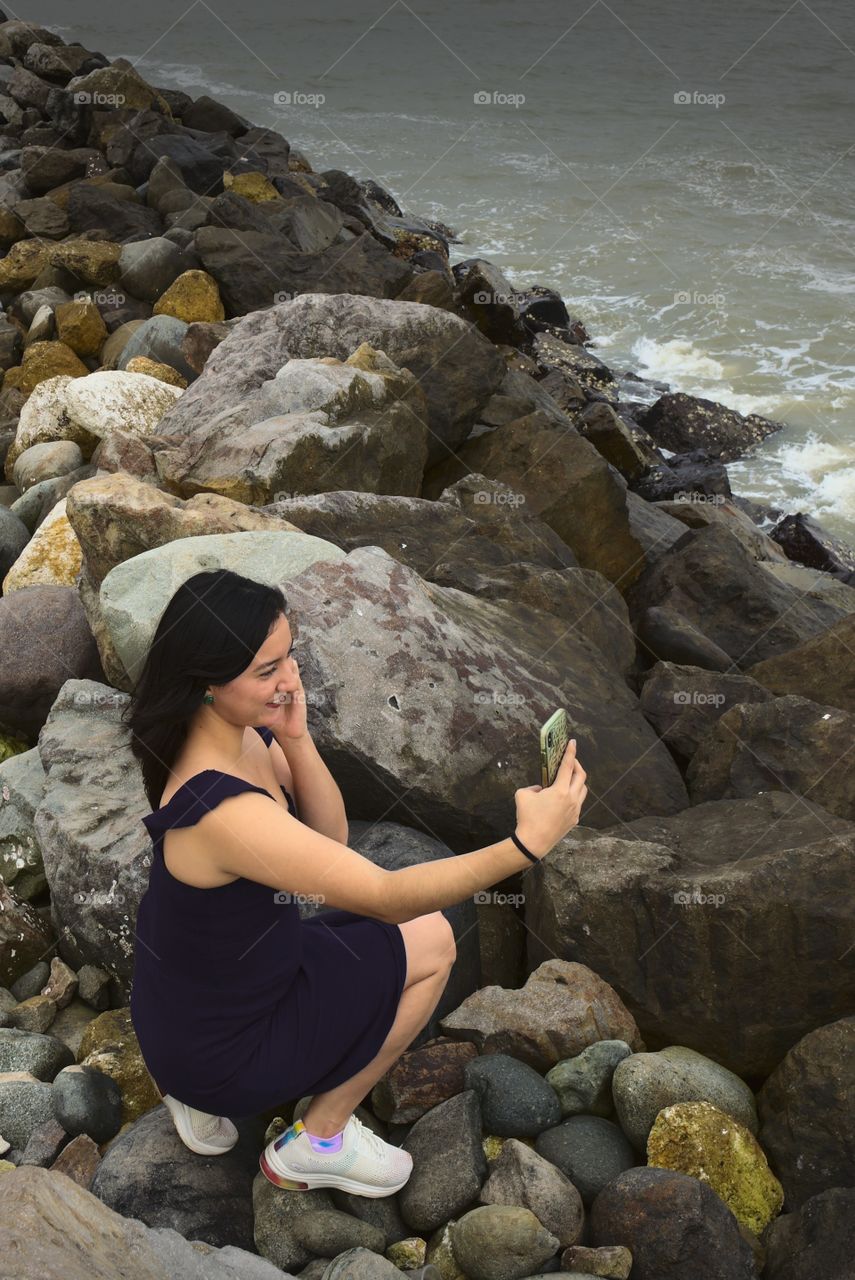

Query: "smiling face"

xmin=206 ymin=611 xmax=299 ymax=724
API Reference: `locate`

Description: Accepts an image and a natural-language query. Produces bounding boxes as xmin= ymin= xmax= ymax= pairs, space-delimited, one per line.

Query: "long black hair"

xmin=122 ymin=568 xmax=287 ymax=809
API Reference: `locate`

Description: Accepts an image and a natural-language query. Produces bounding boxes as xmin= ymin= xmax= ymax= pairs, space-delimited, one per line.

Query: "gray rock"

xmin=0 ymin=1073 xmax=54 ymax=1148
xmin=525 ymin=793 xmax=855 ymax=1078
xmin=116 ymin=312 xmax=196 ymax=381
xmin=153 ymin=290 xmax=505 ymax=469
xmin=51 ymin=1062 xmax=123 ymax=1144
xmin=612 ymin=1046 xmax=758 ymax=1151
xmin=0 ymin=502 xmax=30 ymax=584
xmin=747 ymin=611 xmax=855 ymax=715
xmin=398 ymin=1090 xmax=487 ymax=1235
xmin=463 ymin=1053 xmax=562 ymax=1137
xmin=12 ymin=439 xmax=84 ymax=492
xmin=291 ymin=1207 xmax=386 ymax=1256
xmin=639 ymin=661 xmax=776 ymax=765
xmin=320 ymin=1250 xmax=407 ymax=1280
xmin=0 ymin=1028 xmax=74 ymax=1080
xmin=535 ymin=1115 xmax=637 ymax=1206
xmin=480 ymin=1137 xmax=584 ymax=1250
xmin=9 ymin=960 xmax=50 ymax=1001
xmin=0 ymin=745 xmax=46 ymax=899
xmin=9 ymin=463 xmax=98 ymax=535
xmin=545 ymin=1041 xmax=632 ymax=1119
xmin=763 ymin=1187 xmax=855 ymax=1280
xmin=117 ymin=235 xmax=193 ymax=302
xmin=0 ymin=1162 xmax=287 ymax=1278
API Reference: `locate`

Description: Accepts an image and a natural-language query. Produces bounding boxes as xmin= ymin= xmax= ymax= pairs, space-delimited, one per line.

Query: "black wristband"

xmin=511 ymin=831 xmax=541 ymax=865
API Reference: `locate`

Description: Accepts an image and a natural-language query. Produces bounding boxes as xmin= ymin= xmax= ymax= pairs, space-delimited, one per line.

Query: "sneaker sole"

xmin=258 ymin=1147 xmax=412 ymax=1197
xmin=160 ymin=1092 xmax=238 ymax=1156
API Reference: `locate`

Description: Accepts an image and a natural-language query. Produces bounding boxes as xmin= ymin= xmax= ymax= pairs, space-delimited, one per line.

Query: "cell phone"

xmin=540 ymin=708 xmax=570 ymax=788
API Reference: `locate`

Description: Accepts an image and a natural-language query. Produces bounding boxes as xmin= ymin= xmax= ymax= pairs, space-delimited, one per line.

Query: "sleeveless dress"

xmin=129 ymin=725 xmax=408 ymax=1118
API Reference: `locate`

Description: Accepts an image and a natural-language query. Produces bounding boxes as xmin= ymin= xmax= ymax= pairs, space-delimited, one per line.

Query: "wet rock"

xmin=639 ymin=391 xmax=783 ymax=463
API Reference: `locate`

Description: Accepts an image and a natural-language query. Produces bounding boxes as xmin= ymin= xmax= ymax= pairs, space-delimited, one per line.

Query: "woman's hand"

xmin=264 ymin=655 xmax=309 ymax=741
xmin=514 ymin=739 xmax=588 ymax=858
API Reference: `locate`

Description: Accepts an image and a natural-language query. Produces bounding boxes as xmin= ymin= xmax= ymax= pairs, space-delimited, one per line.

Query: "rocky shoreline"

xmin=0 ymin=13 xmax=853 ymax=1280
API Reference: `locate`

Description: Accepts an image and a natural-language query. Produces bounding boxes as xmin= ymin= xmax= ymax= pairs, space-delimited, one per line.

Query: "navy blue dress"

xmin=130 ymin=725 xmax=408 ymax=1118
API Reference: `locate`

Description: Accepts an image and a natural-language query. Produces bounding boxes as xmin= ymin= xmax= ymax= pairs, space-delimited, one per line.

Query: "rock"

xmin=533 ymin=332 xmax=617 ymax=400
xmin=6 ymin=339 xmax=89 ymax=394
xmin=449 ymin=1204 xmax=560 ymax=1280
xmin=0 ymin=746 xmax=46 ymax=898
xmin=0 ymin=1162 xmax=286 ymax=1278
xmin=18 ymin=1114 xmax=69 ymax=1167
xmin=0 ymin=1071 xmax=54 ymax=1147
xmin=0 ymin=503 xmax=30 ymax=582
xmin=21 ymin=145 xmax=99 ymax=195
xmin=100 ymin=542 xmax=686 ymax=834
xmin=53 ymin=299 xmax=108 ymax=357
xmin=636 ymin=603 xmax=738 ymax=671
xmin=13 ymin=441 xmax=84 ymax=493
xmin=746 ymin=612 xmax=855 ymax=714
xmin=479 ymin=1136 xmax=584 ymax=1248
xmin=9 ymin=465 xmax=97 ymax=537
xmin=577 ymin=401 xmax=653 ymax=482
xmin=0 ymin=238 xmax=49 ymax=290
xmin=763 ymin=1187 xmax=855 ymax=1280
xmin=639 ymin=391 xmax=783 ymax=462
xmin=453 ymin=257 xmax=529 ymax=347
xmin=638 ymin=661 xmax=776 ymax=766
xmin=0 ymin=316 xmax=24 ymax=370
xmin=154 ymin=291 xmax=505 ymax=469
xmin=372 ymin=1040 xmax=479 ymax=1127
xmin=6 ymin=993 xmax=58 ymax=1033
xmin=49 ymin=239 xmax=123 ymax=288
xmin=51 ymin=1063 xmax=124 ymax=1144
xmin=632 ymin=450 xmax=732 ymax=504
xmin=123 ymin=356 xmax=187 ymax=387
xmin=647 ymin=1099 xmax=783 ymax=1233
xmin=24 ymin=40 xmax=105 ymax=83
xmin=440 ymin=961 xmax=643 ymax=1071
xmin=535 ymin=1114 xmax=637 ymax=1205
xmin=0 ymin=21 xmax=65 ymax=59
xmin=319 ymin=1250 xmax=408 ymax=1280
xmin=224 ymin=170 xmax=280 ymax=201
xmin=11 ymin=960 xmax=52 ymax=1002
xmin=116 ymin=313 xmax=196 ymax=382
xmin=524 ymin=796 xmax=855 ymax=1077
xmin=194 ymin=223 xmax=412 ymax=315
xmin=561 ymin=1244 xmax=632 ymax=1279
xmin=290 ymin=1208 xmax=386 ymax=1256
xmin=0 ymin=1027 xmax=74 ymax=1080
xmin=77 ymin=1008 xmax=159 ymax=1125
xmin=655 ymin=494 xmax=790 ymax=563
xmin=154 ymin=343 xmax=430 ymax=502
xmin=758 ymin=1015 xmax=855 ymax=1210
xmin=99 ymin=320 xmax=147 ymax=368
xmin=626 ymin=524 xmax=851 ymax=668
xmin=398 ymin=1091 xmax=487 ymax=1235
xmin=590 ymin=1166 xmax=757 ymax=1279
xmin=180 ymin=318 xmax=231 ymax=374
xmin=64 ymin=184 xmax=163 ymax=243
xmin=62 ymin=369 xmax=183 ymax=440
xmin=40 ymin=957 xmax=78 ymax=1009
xmin=117 ymin=236 xmax=193 ymax=302
xmin=2 ymin=497 xmax=82 ymax=592
xmin=14 ymin=194 xmax=70 ymax=239
xmin=463 ymin=1053 xmax=562 ymax=1136
xmin=422 ymin=410 xmax=646 ymax=590
xmin=758 ymin=558 xmax=855 ymax=613
xmin=23 ymin=303 xmax=56 ymax=346
xmin=545 ymin=1041 xmax=632 ymax=1119
xmin=151 ymin=268 xmax=224 ymax=322
xmin=770 ymin=510 xmax=855 ymax=575
xmin=686 ymin=694 xmax=855 ymax=819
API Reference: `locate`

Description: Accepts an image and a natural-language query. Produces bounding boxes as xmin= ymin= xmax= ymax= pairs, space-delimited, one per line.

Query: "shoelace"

xmin=350 ymin=1115 xmax=393 ymax=1161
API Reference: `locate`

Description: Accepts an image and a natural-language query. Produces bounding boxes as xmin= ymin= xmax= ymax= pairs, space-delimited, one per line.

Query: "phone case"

xmin=540 ymin=708 xmax=569 ymax=788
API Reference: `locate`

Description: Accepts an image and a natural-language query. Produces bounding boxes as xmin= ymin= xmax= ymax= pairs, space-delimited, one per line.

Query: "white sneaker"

xmin=162 ymin=1094 xmax=239 ymax=1155
xmin=259 ymin=1113 xmax=413 ymax=1197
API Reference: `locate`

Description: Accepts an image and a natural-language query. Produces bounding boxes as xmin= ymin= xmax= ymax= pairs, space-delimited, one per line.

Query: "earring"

xmin=204 ymin=693 xmax=214 ymax=705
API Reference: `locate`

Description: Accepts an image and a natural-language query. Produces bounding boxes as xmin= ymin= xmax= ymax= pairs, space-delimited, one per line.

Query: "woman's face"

xmin=211 ymin=612 xmax=299 ymax=724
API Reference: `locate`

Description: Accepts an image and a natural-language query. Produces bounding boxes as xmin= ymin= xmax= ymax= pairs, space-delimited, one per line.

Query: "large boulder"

xmin=758 ymin=1016 xmax=855 ymax=1210
xmin=639 ymin=391 xmax=783 ymax=462
xmin=763 ymin=1188 xmax=855 ymax=1280
xmin=638 ymin=661 xmax=776 ymax=766
xmin=524 ymin=792 xmax=855 ymax=1077
xmin=151 ymin=291 xmax=506 ymax=470
xmin=627 ymin=524 xmax=852 ymax=668
xmin=746 ymin=611 xmax=855 ymax=714
xmin=152 ymin=344 xmax=431 ymax=503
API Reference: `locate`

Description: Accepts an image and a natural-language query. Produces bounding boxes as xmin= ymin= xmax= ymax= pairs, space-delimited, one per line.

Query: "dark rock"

xmin=533 ymin=332 xmax=617 ymax=399
xmin=13 ymin=194 xmax=70 ymax=239
xmin=535 ymin=1115 xmax=637 ymax=1205
xmin=52 ymin=1063 xmax=123 ymax=1144
xmin=577 ymin=401 xmax=655 ymax=482
xmin=763 ymin=1187 xmax=855 ymax=1280
xmin=21 ymin=144 xmax=100 ymax=194
xmin=181 ymin=94 xmax=251 ymax=135
xmin=746 ymin=612 xmax=855 ymax=714
xmin=638 ymin=660 xmax=776 ymax=765
xmin=637 ymin=603 xmax=735 ymax=672
xmin=758 ymin=1015 xmax=855 ymax=1210
xmin=118 ymin=235 xmax=193 ymax=301
xmin=770 ymin=510 xmax=855 ymax=575
xmin=639 ymin=391 xmax=783 ymax=463
xmin=0 ymin=499 xmax=28 ymax=581
xmin=65 ymin=184 xmax=163 ymax=242
xmin=453 ymin=257 xmax=529 ymax=347
xmin=590 ymin=1166 xmax=756 ymax=1279
xmin=116 ymin=313 xmax=195 ymax=381
xmin=398 ymin=1090 xmax=487 ymax=1235
xmin=463 ymin=1053 xmax=562 ymax=1137
xmin=631 ymin=449 xmax=732 ymax=503
xmin=0 ymin=885 xmax=55 ymax=991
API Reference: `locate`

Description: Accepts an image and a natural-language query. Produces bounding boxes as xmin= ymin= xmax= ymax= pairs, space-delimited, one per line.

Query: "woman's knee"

xmin=399 ymin=911 xmax=456 ymax=986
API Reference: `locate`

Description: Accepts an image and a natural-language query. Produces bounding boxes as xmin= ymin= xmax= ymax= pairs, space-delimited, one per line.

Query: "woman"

xmin=125 ymin=567 xmax=587 ymax=1197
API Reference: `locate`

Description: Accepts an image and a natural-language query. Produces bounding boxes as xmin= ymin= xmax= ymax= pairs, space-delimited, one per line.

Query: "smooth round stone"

xmin=535 ymin=1115 xmax=638 ymax=1206
xmin=52 ymin=1064 xmax=124 ymax=1145
xmin=465 ymin=1052 xmax=562 ymax=1137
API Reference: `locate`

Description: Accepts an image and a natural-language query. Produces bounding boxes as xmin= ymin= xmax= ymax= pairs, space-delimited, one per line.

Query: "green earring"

xmin=204 ymin=693 xmax=214 ymax=705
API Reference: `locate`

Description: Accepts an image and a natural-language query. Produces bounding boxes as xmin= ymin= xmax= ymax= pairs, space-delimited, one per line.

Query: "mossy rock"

xmin=152 ymin=269 xmax=225 ymax=323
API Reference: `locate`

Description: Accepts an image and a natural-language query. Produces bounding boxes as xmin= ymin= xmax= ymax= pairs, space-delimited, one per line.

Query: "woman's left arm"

xmin=271 ymin=731 xmax=348 ymax=844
